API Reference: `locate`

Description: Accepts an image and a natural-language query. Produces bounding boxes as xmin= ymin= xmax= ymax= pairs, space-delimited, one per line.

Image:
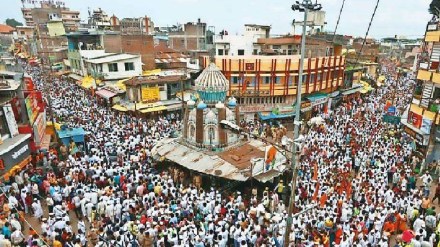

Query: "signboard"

xmin=301 ymin=101 xmax=312 ymax=112
xmin=33 ymin=112 xmax=46 ymax=145
xmin=420 ymin=118 xmax=433 ymax=134
xmin=239 ymin=105 xmax=272 ymax=113
xmin=409 ymin=111 xmax=422 ymax=129
xmin=2 ymin=104 xmax=19 ymax=137
xmin=141 ymin=86 xmax=160 ymax=102
xmin=0 ymin=136 xmax=31 ymax=176
xmin=310 ymin=97 xmax=328 ymax=107
xmin=25 ymin=94 xmax=38 ymax=126
xmin=245 ymin=63 xmax=255 ymax=70
xmin=382 ymin=115 xmax=400 ymax=125
xmin=387 ymin=106 xmax=396 ymax=116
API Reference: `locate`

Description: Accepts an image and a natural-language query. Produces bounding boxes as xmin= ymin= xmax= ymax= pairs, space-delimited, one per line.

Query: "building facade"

xmin=404 ymin=19 xmax=440 ymax=162
xmin=201 ymin=54 xmax=346 ymax=118
xmin=169 ymin=19 xmax=214 ymax=52
xmin=83 ymin=53 xmax=142 ymax=81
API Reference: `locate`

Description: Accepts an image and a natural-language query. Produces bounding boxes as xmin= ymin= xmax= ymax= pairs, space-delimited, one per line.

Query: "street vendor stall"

xmin=56 ymin=127 xmax=86 ymax=146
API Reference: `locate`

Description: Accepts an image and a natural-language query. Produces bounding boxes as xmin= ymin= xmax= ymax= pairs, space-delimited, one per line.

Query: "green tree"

xmin=5 ymin=18 xmax=23 ymax=28
xmin=429 ymin=0 xmax=440 ymax=17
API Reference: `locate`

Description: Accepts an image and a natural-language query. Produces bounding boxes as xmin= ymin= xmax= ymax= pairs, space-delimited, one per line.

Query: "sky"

xmin=1 ymin=0 xmax=433 ymax=39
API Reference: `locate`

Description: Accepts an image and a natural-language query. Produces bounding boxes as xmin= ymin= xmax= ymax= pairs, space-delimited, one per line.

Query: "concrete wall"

xmin=85 ymin=56 xmax=142 ymax=80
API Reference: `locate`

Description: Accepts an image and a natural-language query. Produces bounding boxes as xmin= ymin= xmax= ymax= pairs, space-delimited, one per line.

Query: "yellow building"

xmin=404 ymin=20 xmax=440 ymax=160
xmin=201 ymin=55 xmax=345 ymax=117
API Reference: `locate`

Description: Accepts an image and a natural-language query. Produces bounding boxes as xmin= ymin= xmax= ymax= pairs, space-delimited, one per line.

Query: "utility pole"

xmin=284 ymin=1 xmax=322 ymax=246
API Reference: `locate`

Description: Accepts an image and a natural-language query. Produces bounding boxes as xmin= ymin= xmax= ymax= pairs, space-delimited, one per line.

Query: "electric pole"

xmin=284 ymin=1 xmax=322 ymax=246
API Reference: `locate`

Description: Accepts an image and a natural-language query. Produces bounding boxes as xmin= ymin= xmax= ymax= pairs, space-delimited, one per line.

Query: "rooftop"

xmin=0 ymin=24 xmax=15 ymax=34
xmin=124 ymin=75 xmax=183 ymax=86
xmin=85 ymin=53 xmax=140 ymax=64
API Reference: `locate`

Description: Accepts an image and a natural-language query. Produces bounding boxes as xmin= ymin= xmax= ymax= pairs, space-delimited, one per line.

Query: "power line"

xmin=332 ymin=0 xmax=347 ymax=44
xmin=354 ymin=0 xmax=381 ymax=67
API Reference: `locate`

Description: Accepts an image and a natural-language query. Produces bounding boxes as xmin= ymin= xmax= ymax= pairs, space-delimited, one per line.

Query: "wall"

xmin=215 ymin=35 xmax=256 ymax=56
xmin=103 ymin=34 xmax=155 ymax=70
xmin=120 ymin=35 xmax=155 ymax=70
xmin=47 ymin=21 xmax=66 ymax=36
xmin=88 ymin=57 xmax=142 ymax=80
xmin=204 ymin=55 xmax=346 ymax=104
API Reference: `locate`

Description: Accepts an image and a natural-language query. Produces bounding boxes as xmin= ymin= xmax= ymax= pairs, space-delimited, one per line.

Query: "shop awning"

xmin=341 ymin=86 xmax=363 ymax=96
xmin=96 ymin=89 xmax=117 ymax=99
xmin=68 ymin=73 xmax=83 ymax=81
xmin=139 ymin=105 xmax=167 ymax=113
xmin=306 ymin=93 xmax=328 ymax=106
xmin=112 ymin=104 xmax=128 ymax=112
xmin=166 ymin=104 xmax=182 ymax=111
xmin=258 ymin=112 xmax=295 ymax=121
xmin=115 ymin=78 xmax=129 ymax=91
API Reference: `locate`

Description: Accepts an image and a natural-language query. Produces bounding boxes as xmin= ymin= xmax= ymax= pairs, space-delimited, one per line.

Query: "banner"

xmin=409 ymin=111 xmax=422 ymax=129
xmin=25 ymin=94 xmax=38 ymax=125
xmin=33 ymin=112 xmax=46 ymax=145
xmin=2 ymin=104 xmax=19 ymax=137
xmin=141 ymin=86 xmax=160 ymax=102
xmin=420 ymin=117 xmax=432 ymax=134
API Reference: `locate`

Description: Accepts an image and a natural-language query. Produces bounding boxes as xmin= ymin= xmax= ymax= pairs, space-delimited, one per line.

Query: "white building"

xmin=214 ymin=24 xmax=271 ymax=56
xmin=83 ymin=52 xmax=142 ymax=81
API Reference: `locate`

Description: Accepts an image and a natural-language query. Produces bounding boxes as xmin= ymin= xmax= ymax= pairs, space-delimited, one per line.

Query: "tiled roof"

xmin=0 ymin=24 xmax=15 ymax=34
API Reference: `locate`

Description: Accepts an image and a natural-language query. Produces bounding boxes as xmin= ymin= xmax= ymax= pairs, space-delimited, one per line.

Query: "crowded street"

xmin=0 ymin=56 xmax=434 ymax=247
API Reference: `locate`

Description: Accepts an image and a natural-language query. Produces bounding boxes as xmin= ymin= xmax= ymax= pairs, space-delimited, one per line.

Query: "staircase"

xmin=421 ymin=83 xmax=434 ymax=108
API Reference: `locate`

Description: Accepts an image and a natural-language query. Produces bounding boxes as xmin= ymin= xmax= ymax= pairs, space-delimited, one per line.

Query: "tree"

xmin=5 ymin=18 xmax=23 ymax=28
xmin=429 ymin=0 xmax=440 ymax=17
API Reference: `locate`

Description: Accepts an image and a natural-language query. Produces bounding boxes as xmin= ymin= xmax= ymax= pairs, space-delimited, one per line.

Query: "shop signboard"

xmin=33 ymin=112 xmax=46 ymax=145
xmin=2 ymin=104 xmax=19 ymax=137
xmin=239 ymin=105 xmax=272 ymax=113
xmin=245 ymin=63 xmax=254 ymax=70
xmin=0 ymin=136 xmax=31 ymax=176
xmin=310 ymin=97 xmax=328 ymax=107
xmin=382 ymin=115 xmax=400 ymax=125
xmin=25 ymin=94 xmax=38 ymax=125
xmin=387 ymin=106 xmax=396 ymax=116
xmin=409 ymin=111 xmax=422 ymax=129
xmin=301 ymin=101 xmax=312 ymax=112
xmin=420 ymin=118 xmax=433 ymax=134
xmin=141 ymin=86 xmax=160 ymax=102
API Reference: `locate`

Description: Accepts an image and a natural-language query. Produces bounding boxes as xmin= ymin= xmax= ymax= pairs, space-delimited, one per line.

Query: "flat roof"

xmin=85 ymin=53 xmax=139 ymax=64
xmin=124 ymin=75 xmax=183 ymax=86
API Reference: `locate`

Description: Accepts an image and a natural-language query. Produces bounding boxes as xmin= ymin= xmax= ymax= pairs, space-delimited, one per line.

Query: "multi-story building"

xmin=83 ymin=52 xmax=142 ymax=81
xmin=215 ymin=25 xmax=336 ymax=58
xmin=201 ymin=53 xmax=346 ymax=120
xmin=403 ymin=19 xmax=440 ymax=162
xmin=21 ymin=1 xmax=80 ymax=31
xmin=168 ymin=19 xmax=214 ymax=52
xmin=110 ymin=16 xmax=154 ymax=35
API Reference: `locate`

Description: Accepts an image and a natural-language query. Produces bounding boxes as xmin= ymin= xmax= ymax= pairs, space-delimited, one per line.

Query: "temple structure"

xmin=182 ymin=63 xmax=240 ymax=150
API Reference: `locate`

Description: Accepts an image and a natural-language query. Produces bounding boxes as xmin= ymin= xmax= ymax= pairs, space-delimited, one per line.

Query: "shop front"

xmin=402 ymin=122 xmax=430 ymax=158
xmin=0 ymin=134 xmax=32 ymax=180
xmin=305 ymin=93 xmax=328 ymax=117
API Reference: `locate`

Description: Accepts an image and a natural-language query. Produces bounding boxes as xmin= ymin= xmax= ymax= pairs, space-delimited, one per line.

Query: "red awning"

xmin=95 ymin=89 xmax=117 ymax=99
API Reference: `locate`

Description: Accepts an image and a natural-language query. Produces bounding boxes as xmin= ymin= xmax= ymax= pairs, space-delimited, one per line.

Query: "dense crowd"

xmin=0 ymin=62 xmax=437 ymax=247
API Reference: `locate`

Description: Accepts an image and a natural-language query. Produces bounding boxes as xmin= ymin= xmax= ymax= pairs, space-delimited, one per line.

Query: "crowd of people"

xmin=0 ymin=61 xmax=437 ymax=247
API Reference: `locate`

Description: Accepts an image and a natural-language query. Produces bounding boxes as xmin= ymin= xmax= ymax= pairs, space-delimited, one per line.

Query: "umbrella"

xmin=402 ymin=230 xmax=414 ymax=243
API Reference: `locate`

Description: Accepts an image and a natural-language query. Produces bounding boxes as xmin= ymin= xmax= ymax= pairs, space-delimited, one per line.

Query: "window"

xmin=108 ymin=63 xmax=118 ymax=72
xmin=288 ymin=76 xmax=294 ymax=86
xmin=273 ymin=45 xmax=281 ymax=50
xmin=263 ymin=77 xmax=270 ymax=84
xmin=218 ymin=49 xmax=224 ymax=55
xmin=124 ymin=62 xmax=135 ymax=71
xmin=302 ymin=75 xmax=308 ymax=83
xmin=232 ymin=76 xmax=238 ymax=84
xmin=225 ymin=49 xmax=229 ymax=55
xmin=253 ymin=49 xmax=258 ymax=55
xmin=317 ymin=73 xmax=322 ymax=81
xmin=288 ymin=45 xmax=292 ymax=49
xmin=275 ymin=77 xmax=281 ymax=84
xmin=238 ymin=49 xmax=245 ymax=56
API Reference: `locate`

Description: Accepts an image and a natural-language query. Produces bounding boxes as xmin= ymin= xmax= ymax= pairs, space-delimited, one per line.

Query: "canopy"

xmin=258 ymin=112 xmax=295 ymax=121
xmin=306 ymin=92 xmax=328 ymax=106
xmin=112 ymin=104 xmax=128 ymax=112
xmin=81 ymin=76 xmax=101 ymax=89
xmin=46 ymin=121 xmax=62 ymax=130
xmin=96 ymin=89 xmax=117 ymax=99
xmin=57 ymin=127 xmax=86 ymax=145
xmin=341 ymin=85 xmax=363 ymax=96
xmin=139 ymin=105 xmax=167 ymax=113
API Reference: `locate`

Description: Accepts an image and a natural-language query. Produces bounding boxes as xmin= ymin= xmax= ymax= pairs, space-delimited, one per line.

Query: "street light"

xmin=284 ymin=0 xmax=322 ymax=246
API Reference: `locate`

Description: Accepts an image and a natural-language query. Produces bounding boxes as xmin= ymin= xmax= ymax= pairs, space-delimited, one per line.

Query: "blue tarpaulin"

xmin=57 ymin=127 xmax=86 ymax=146
xmin=258 ymin=112 xmax=295 ymax=121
